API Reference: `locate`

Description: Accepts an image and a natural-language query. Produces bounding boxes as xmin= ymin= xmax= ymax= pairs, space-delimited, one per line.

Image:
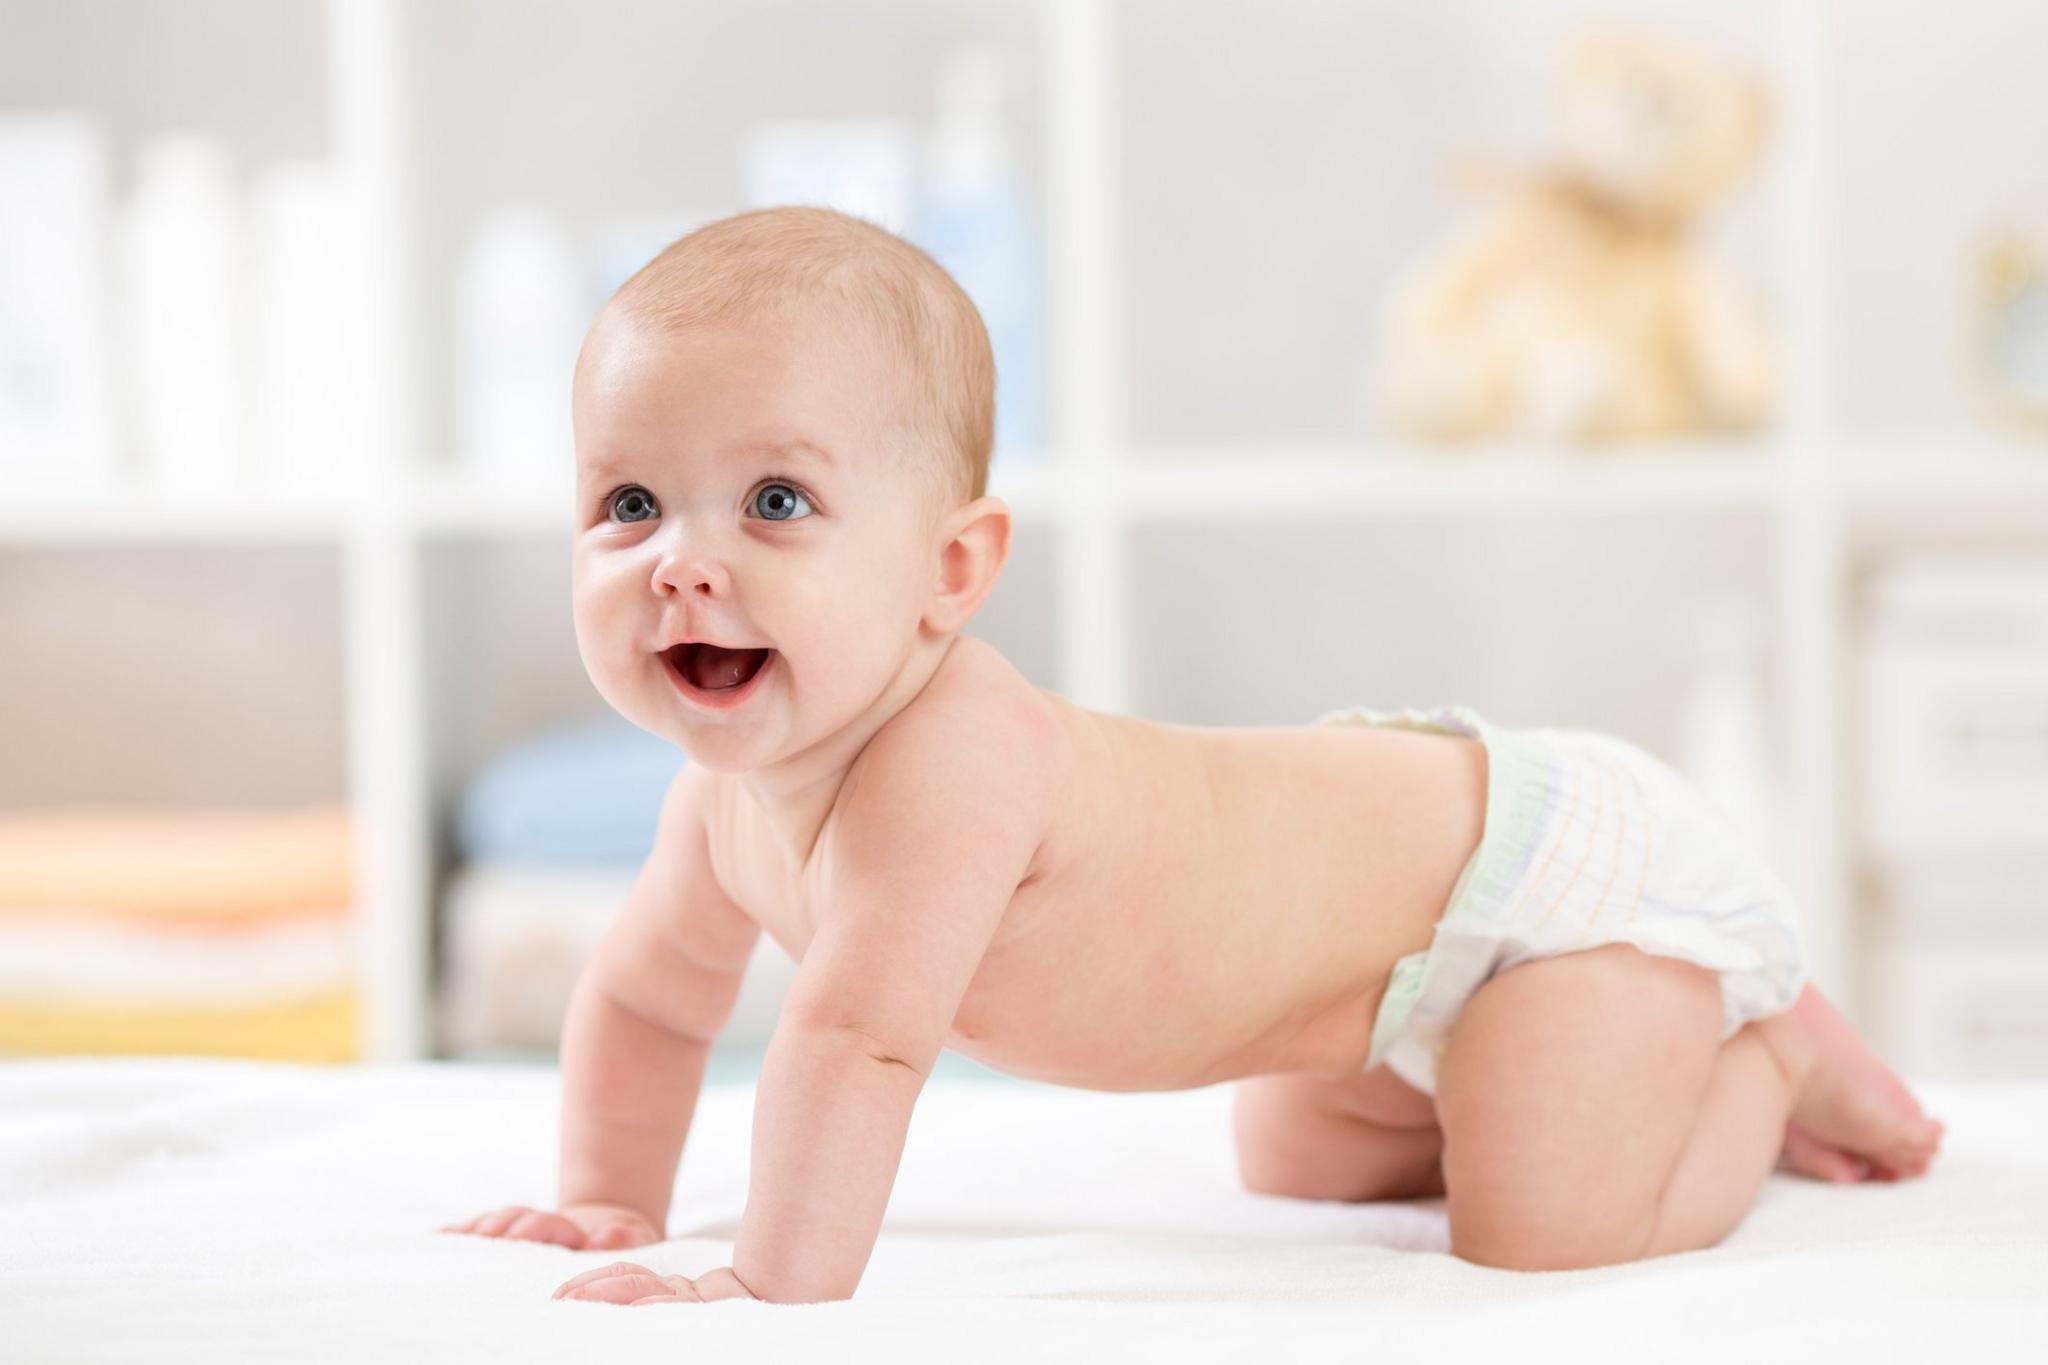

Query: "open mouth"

xmin=662 ymin=642 xmax=775 ymax=708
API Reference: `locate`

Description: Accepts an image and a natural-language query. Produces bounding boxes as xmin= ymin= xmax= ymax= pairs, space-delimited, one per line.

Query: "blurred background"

xmin=2 ymin=0 xmax=2044 ymax=1087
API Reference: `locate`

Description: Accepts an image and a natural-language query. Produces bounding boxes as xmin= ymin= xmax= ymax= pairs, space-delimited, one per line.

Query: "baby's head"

xmin=569 ymin=205 xmax=1011 ymax=774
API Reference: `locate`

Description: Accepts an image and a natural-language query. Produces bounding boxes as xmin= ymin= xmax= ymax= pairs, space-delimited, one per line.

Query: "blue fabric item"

xmin=453 ymin=715 xmax=686 ymax=868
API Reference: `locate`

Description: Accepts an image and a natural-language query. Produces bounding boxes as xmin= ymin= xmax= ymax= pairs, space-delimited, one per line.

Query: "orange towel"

xmin=0 ymin=804 xmax=354 ymax=926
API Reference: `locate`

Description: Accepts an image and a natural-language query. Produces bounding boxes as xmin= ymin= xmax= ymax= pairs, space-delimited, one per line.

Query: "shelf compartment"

xmin=1844 ymin=433 xmax=2048 ymax=545
xmin=401 ymin=0 xmax=1051 ymax=473
xmin=1125 ymin=506 xmax=1784 ymax=768
xmin=1121 ymin=441 xmax=1782 ymax=518
xmin=1113 ymin=0 xmax=1787 ymax=447
xmin=0 ymin=543 xmax=347 ymax=809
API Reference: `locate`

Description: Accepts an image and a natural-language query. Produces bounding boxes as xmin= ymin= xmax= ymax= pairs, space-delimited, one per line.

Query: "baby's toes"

xmin=1873 ymin=1139 xmax=1936 ymax=1180
xmin=1779 ymin=1124 xmax=1865 ymax=1182
xmin=472 ymin=1206 xmax=531 ymax=1238
xmin=1903 ymin=1117 xmax=1944 ymax=1163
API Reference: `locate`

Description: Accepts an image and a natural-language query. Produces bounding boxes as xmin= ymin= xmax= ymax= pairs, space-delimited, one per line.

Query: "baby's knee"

xmin=1449 ymin=1199 xmax=1657 ymax=1271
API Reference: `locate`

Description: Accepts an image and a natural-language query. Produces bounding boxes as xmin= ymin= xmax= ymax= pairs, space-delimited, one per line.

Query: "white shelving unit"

xmin=7 ymin=0 xmax=2048 ymax=1063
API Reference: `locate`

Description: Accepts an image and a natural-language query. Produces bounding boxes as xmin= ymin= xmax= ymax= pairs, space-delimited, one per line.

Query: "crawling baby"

xmin=440 ymin=205 xmax=1945 ymax=1303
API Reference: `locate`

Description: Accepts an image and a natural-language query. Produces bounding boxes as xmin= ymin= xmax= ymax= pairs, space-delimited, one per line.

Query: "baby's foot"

xmin=1777 ymin=1120 xmax=1889 ymax=1183
xmin=1757 ymin=982 xmax=1946 ymax=1182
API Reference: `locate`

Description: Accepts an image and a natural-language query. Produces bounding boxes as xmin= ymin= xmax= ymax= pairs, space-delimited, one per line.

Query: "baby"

xmin=440 ymin=205 xmax=1945 ymax=1304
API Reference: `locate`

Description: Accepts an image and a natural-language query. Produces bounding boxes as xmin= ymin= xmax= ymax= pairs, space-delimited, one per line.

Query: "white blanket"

xmin=2 ymin=1057 xmax=2043 ymax=1362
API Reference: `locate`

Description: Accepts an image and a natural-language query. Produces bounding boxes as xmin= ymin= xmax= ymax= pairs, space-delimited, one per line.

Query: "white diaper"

xmin=1315 ymin=703 xmax=1811 ymax=1097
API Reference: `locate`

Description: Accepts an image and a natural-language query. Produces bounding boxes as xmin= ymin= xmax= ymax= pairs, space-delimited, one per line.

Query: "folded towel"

xmin=0 ymin=906 xmax=353 ymax=1003
xmin=0 ymin=804 xmax=353 ymax=923
xmin=0 ymin=991 xmax=356 ymax=1062
xmin=453 ymin=716 xmax=683 ymax=868
xmin=438 ymin=862 xmax=628 ymax=1051
xmin=437 ymin=859 xmax=798 ymax=1055
xmin=0 ymin=804 xmax=357 ymax=1062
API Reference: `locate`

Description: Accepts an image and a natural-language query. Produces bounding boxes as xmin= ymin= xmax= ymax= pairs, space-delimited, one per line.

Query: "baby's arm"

xmin=441 ymin=764 xmax=759 ymax=1250
xmin=730 ymin=694 xmax=1052 ymax=1304
xmin=557 ymin=764 xmax=760 ymax=1224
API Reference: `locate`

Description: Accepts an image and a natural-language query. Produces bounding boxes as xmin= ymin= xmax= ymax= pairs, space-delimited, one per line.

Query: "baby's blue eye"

xmin=607 ymin=486 xmax=656 ymax=524
xmin=752 ymin=482 xmax=814 ymax=521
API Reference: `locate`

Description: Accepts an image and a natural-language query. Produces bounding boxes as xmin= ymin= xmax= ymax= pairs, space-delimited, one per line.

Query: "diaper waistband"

xmin=1311 ymin=702 xmax=1572 ymax=925
xmin=1454 ymin=723 xmax=1582 ymax=923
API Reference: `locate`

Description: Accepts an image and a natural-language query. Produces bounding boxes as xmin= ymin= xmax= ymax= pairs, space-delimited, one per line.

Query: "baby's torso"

xmin=706 ymin=639 xmax=1490 ymax=1091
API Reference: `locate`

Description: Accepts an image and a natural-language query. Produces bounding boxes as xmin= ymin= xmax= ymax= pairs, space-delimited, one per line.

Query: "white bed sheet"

xmin=1 ymin=1057 xmax=2043 ymax=1362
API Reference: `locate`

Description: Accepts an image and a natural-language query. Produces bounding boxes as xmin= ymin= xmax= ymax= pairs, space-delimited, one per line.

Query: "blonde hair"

xmin=599 ymin=205 xmax=995 ymax=517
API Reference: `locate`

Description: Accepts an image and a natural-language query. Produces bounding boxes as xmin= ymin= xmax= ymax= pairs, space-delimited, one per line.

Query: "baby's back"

xmin=709 ymin=635 xmax=1490 ymax=1091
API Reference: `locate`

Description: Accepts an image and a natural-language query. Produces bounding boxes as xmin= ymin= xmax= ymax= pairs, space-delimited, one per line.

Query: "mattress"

xmin=1 ymin=1057 xmax=2043 ymax=1362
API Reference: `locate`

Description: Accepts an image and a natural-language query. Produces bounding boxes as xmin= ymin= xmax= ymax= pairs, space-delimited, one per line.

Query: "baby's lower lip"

xmin=662 ymin=645 xmax=776 ymax=711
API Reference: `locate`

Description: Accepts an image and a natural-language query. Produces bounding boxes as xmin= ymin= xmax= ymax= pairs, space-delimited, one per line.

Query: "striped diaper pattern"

xmin=1314 ymin=702 xmax=1810 ymax=1096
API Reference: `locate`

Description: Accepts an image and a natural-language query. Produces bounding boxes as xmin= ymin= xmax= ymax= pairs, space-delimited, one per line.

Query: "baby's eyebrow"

xmin=578 ymin=438 xmax=834 ymax=483
xmin=576 ymin=455 xmax=628 ymax=488
xmin=740 ymin=438 xmax=834 ymax=468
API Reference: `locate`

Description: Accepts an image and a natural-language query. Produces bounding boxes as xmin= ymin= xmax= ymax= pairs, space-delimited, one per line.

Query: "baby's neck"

xmin=738 ymin=632 xmax=960 ymax=871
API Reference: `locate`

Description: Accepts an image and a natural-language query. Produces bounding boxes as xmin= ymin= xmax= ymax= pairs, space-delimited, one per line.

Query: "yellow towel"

xmin=0 ymin=989 xmax=359 ymax=1062
xmin=0 ymin=805 xmax=354 ymax=924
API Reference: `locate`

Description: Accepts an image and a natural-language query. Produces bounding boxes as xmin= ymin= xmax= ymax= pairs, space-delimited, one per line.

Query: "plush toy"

xmin=1377 ymin=30 xmax=1776 ymax=445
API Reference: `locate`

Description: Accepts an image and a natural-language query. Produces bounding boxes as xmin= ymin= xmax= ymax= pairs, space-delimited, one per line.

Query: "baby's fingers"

xmin=584 ymin=1222 xmax=649 ymax=1250
xmin=469 ymin=1205 xmax=538 ymax=1238
xmin=505 ymin=1210 xmax=588 ymax=1247
xmin=435 ymin=1206 xmax=514 ymax=1236
xmin=442 ymin=1205 xmax=583 ymax=1244
xmin=554 ymin=1261 xmax=680 ymax=1305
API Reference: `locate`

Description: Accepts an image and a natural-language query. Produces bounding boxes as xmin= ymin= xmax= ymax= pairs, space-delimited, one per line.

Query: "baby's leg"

xmin=1624 ymin=979 xmax=1946 ymax=1254
xmin=1434 ymin=943 xmax=1771 ymax=1270
xmin=1234 ymin=1068 xmax=1445 ymax=1203
xmin=1434 ymin=944 xmax=1945 ymax=1271
xmin=1632 ymin=1018 xmax=1806 ymax=1257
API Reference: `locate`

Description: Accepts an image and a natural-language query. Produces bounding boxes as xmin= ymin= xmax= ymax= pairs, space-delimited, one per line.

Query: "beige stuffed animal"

xmin=1379 ymin=30 xmax=1775 ymax=445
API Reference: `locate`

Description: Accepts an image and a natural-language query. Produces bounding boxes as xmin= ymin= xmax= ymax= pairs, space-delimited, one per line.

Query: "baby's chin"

xmin=669 ymin=736 xmax=772 ymax=776
xmin=651 ymin=706 xmax=777 ymax=773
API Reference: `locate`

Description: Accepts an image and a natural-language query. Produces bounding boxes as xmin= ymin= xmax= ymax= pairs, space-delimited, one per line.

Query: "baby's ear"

xmin=923 ymin=496 xmax=1012 ymax=634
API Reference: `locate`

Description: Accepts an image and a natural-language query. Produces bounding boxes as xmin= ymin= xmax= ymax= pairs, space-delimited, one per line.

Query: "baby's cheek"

xmin=566 ymin=613 xmax=619 ymax=686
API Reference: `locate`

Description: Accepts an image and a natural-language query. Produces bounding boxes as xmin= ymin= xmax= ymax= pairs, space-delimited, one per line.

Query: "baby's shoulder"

xmin=853 ymin=637 xmax=1061 ymax=818
xmin=913 ymin=634 xmax=1055 ymax=747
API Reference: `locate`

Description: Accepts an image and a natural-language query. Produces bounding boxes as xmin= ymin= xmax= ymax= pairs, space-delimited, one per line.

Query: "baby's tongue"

xmin=687 ymin=644 xmax=766 ymax=690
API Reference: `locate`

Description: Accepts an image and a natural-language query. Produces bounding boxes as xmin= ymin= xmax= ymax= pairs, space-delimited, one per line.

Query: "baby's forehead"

xmin=595 ymin=302 xmax=900 ymax=390
xmin=575 ymin=299 xmax=936 ymax=495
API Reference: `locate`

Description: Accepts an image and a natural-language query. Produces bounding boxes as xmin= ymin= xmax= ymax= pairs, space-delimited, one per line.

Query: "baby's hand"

xmin=437 ymin=1201 xmax=664 ymax=1250
xmin=553 ymin=1261 xmax=758 ymax=1305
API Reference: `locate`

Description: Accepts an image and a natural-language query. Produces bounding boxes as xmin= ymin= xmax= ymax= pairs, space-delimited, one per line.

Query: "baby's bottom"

xmin=1236 ymin=941 xmax=1807 ymax=1270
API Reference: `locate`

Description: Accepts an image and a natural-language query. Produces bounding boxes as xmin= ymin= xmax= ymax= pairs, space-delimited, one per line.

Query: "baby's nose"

xmin=653 ymin=542 xmax=733 ymax=597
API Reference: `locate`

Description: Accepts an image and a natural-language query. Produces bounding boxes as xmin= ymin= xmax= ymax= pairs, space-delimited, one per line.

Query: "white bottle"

xmin=910 ymin=45 xmax=1045 ymax=462
xmin=455 ymin=205 xmax=584 ymax=480
xmin=1673 ymin=595 xmax=1785 ymax=869
xmin=0 ymin=113 xmax=118 ymax=491
xmin=250 ymin=159 xmax=367 ymax=492
xmin=122 ymin=132 xmax=244 ymax=493
xmin=739 ymin=119 xmax=917 ymax=234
